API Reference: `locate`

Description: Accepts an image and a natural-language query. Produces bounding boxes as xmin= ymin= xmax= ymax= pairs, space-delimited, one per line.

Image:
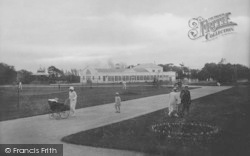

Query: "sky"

xmin=0 ymin=0 xmax=249 ymax=72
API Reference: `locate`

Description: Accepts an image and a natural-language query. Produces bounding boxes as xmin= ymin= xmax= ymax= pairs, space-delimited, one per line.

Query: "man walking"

xmin=180 ymin=86 xmax=191 ymax=117
xmin=69 ymin=86 xmax=77 ymax=116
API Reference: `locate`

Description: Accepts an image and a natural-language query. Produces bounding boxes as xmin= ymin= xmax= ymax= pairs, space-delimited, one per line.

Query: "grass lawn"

xmin=0 ymin=84 xmax=182 ymax=121
xmin=62 ymin=85 xmax=250 ymax=156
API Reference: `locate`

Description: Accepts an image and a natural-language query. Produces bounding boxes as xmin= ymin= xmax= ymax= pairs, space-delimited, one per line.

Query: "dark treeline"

xmin=0 ymin=63 xmax=17 ymax=85
xmin=158 ymin=61 xmax=250 ymax=82
xmin=1 ymin=60 xmax=250 ymax=85
xmin=0 ymin=63 xmax=80 ymax=85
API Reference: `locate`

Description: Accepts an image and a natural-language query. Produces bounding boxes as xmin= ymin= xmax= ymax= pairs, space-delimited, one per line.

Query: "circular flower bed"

xmin=152 ymin=122 xmax=219 ymax=142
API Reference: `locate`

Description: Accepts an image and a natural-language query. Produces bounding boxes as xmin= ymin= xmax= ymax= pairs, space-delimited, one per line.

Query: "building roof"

xmin=95 ymin=68 xmax=150 ymax=73
xmin=95 ymin=68 xmax=126 ymax=73
xmin=134 ymin=63 xmax=161 ymax=69
xmin=33 ymin=67 xmax=49 ymax=76
xmin=32 ymin=73 xmax=49 ymax=76
xmin=133 ymin=68 xmax=149 ymax=72
xmin=80 ymin=64 xmax=164 ymax=75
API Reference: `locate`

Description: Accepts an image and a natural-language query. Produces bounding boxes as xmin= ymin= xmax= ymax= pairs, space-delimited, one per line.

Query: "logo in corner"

xmin=5 ymin=148 xmax=11 ymax=153
xmin=188 ymin=12 xmax=237 ymax=41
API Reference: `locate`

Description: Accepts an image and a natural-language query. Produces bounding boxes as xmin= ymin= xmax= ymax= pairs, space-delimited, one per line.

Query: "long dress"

xmin=69 ymin=91 xmax=77 ymax=115
xmin=168 ymin=91 xmax=179 ymax=113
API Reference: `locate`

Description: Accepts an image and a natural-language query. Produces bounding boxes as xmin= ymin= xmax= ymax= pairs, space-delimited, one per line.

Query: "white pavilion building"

xmin=79 ymin=63 xmax=176 ymax=84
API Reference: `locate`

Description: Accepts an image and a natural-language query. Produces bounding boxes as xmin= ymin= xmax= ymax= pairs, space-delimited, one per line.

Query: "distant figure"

xmin=180 ymin=86 xmax=191 ymax=117
xmin=69 ymin=86 xmax=77 ymax=116
xmin=217 ymin=82 xmax=221 ymax=86
xmin=115 ymin=92 xmax=121 ymax=113
xmin=58 ymin=83 xmax=61 ymax=90
xmin=18 ymin=82 xmax=22 ymax=91
xmin=168 ymin=87 xmax=179 ymax=117
xmin=122 ymin=81 xmax=127 ymax=90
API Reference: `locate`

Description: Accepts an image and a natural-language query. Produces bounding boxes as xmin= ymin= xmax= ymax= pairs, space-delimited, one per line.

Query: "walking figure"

xmin=69 ymin=86 xmax=77 ymax=116
xmin=168 ymin=87 xmax=179 ymax=117
xmin=217 ymin=82 xmax=221 ymax=86
xmin=180 ymin=86 xmax=191 ymax=117
xmin=115 ymin=92 xmax=121 ymax=113
xmin=18 ymin=82 xmax=22 ymax=91
xmin=122 ymin=81 xmax=127 ymax=90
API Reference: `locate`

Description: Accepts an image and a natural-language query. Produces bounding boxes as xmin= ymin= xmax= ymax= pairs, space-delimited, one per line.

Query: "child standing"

xmin=115 ymin=92 xmax=121 ymax=113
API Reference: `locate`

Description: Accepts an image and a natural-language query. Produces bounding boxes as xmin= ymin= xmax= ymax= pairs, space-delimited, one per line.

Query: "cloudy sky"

xmin=0 ymin=0 xmax=249 ymax=72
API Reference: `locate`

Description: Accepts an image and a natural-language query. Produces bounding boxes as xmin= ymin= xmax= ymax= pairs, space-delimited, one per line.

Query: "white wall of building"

xmin=79 ymin=66 xmax=176 ymax=84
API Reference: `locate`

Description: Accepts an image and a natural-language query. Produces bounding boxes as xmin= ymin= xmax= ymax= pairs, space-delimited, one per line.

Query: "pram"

xmin=48 ymin=99 xmax=70 ymax=119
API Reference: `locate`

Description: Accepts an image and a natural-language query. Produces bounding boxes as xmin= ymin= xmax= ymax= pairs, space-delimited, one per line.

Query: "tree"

xmin=190 ymin=69 xmax=200 ymax=79
xmin=158 ymin=63 xmax=174 ymax=71
xmin=17 ymin=70 xmax=34 ymax=84
xmin=197 ymin=62 xmax=250 ymax=82
xmin=0 ymin=63 xmax=17 ymax=85
xmin=235 ymin=64 xmax=250 ymax=81
xmin=48 ymin=66 xmax=64 ymax=83
xmin=48 ymin=66 xmax=63 ymax=77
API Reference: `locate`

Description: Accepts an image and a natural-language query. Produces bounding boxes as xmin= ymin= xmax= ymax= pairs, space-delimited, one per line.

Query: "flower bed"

xmin=152 ymin=122 xmax=219 ymax=142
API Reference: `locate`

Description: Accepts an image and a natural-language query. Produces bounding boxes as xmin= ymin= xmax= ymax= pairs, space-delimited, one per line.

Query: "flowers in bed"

xmin=151 ymin=122 xmax=219 ymax=141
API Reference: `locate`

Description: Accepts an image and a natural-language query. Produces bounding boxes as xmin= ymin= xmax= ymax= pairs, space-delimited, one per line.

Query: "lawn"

xmin=62 ymin=85 xmax=250 ymax=156
xmin=0 ymin=84 xmax=179 ymax=121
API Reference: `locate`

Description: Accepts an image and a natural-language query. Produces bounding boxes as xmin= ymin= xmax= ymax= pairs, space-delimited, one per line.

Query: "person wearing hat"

xmin=69 ymin=86 xmax=77 ymax=116
xmin=115 ymin=92 xmax=121 ymax=113
xmin=179 ymin=85 xmax=191 ymax=117
xmin=168 ymin=87 xmax=179 ymax=117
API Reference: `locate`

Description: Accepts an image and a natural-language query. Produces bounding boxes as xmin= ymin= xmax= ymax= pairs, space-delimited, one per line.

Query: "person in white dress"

xmin=168 ymin=87 xmax=179 ymax=117
xmin=18 ymin=82 xmax=22 ymax=91
xmin=69 ymin=86 xmax=77 ymax=116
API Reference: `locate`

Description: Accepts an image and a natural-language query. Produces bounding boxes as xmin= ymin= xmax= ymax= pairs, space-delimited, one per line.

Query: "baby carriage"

xmin=48 ymin=98 xmax=70 ymax=119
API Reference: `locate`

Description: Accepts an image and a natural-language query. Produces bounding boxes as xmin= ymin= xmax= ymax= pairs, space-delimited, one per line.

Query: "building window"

xmin=108 ymin=76 xmax=111 ymax=81
xmin=140 ymin=75 xmax=143 ymax=80
xmin=115 ymin=76 xmax=119 ymax=81
xmin=99 ymin=76 xmax=101 ymax=80
xmin=126 ymin=76 xmax=129 ymax=81
xmin=130 ymin=76 xmax=135 ymax=81
xmin=137 ymin=76 xmax=140 ymax=80
xmin=87 ymin=76 xmax=91 ymax=80
xmin=150 ymin=75 xmax=154 ymax=80
xmin=82 ymin=76 xmax=85 ymax=80
xmin=108 ymin=76 xmax=114 ymax=81
xmin=92 ymin=76 xmax=95 ymax=80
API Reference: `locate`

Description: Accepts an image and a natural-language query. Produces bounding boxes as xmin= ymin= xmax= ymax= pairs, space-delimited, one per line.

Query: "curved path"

xmin=0 ymin=86 xmax=231 ymax=156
